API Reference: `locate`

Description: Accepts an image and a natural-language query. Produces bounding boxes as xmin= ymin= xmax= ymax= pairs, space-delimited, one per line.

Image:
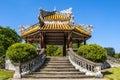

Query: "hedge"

xmin=77 ymin=44 xmax=107 ymax=63
xmin=6 ymin=43 xmax=37 ymax=63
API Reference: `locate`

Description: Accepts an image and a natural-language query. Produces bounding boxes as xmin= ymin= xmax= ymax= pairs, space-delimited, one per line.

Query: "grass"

xmin=102 ymin=67 xmax=120 ymax=80
xmin=0 ymin=69 xmax=13 ymax=80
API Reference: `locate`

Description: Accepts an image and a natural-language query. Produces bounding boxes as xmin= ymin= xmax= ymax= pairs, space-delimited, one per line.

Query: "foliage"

xmin=104 ymin=47 xmax=115 ymax=57
xmin=102 ymin=67 xmax=120 ymax=80
xmin=6 ymin=43 xmax=37 ymax=63
xmin=46 ymin=45 xmax=58 ymax=56
xmin=0 ymin=56 xmax=5 ymax=64
xmin=114 ymin=53 xmax=120 ymax=58
xmin=32 ymin=43 xmax=39 ymax=49
xmin=0 ymin=44 xmax=5 ymax=57
xmin=53 ymin=46 xmax=63 ymax=56
xmin=0 ymin=69 xmax=13 ymax=80
xmin=0 ymin=26 xmax=21 ymax=55
xmin=77 ymin=44 xmax=107 ymax=63
xmin=72 ymin=43 xmax=78 ymax=48
xmin=46 ymin=45 xmax=63 ymax=56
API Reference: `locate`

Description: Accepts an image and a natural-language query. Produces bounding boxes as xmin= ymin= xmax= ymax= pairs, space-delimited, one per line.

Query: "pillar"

xmin=84 ymin=37 xmax=86 ymax=45
xmin=67 ymin=32 xmax=72 ymax=48
xmin=13 ymin=63 xmax=21 ymax=79
xmin=40 ymin=33 xmax=45 ymax=48
xmin=63 ymin=35 xmax=66 ymax=56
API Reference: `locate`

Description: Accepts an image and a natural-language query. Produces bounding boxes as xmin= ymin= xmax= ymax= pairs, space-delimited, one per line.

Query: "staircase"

xmin=23 ymin=56 xmax=94 ymax=79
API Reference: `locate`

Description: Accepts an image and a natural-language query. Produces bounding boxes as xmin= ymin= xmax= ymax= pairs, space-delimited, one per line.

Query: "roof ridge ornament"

xmin=39 ymin=8 xmax=54 ymax=17
xmin=60 ymin=8 xmax=72 ymax=14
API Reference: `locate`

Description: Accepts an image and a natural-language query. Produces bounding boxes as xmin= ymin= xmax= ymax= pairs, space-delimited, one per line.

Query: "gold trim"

xmin=74 ymin=27 xmax=91 ymax=36
xmin=21 ymin=25 xmax=39 ymax=37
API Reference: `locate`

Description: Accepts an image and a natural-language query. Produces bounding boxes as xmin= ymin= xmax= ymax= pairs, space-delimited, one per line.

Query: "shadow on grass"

xmin=102 ymin=71 xmax=113 ymax=76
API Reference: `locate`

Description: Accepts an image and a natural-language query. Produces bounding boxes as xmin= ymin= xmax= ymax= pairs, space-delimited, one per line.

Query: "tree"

xmin=46 ymin=45 xmax=63 ymax=56
xmin=77 ymin=44 xmax=107 ymax=63
xmin=0 ymin=26 xmax=21 ymax=55
xmin=46 ymin=45 xmax=58 ymax=56
xmin=53 ymin=46 xmax=63 ymax=56
xmin=104 ymin=47 xmax=115 ymax=57
xmin=6 ymin=43 xmax=37 ymax=63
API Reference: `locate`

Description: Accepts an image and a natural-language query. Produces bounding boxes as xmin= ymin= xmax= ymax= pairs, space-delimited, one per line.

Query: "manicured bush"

xmin=77 ymin=44 xmax=107 ymax=63
xmin=6 ymin=43 xmax=37 ymax=63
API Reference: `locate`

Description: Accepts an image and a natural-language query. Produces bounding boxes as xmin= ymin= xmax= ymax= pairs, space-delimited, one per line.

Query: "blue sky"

xmin=0 ymin=0 xmax=120 ymax=52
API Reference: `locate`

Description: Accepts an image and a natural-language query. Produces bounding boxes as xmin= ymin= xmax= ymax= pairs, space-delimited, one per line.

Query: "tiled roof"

xmin=74 ymin=26 xmax=91 ymax=36
xmin=40 ymin=24 xmax=71 ymax=31
xmin=43 ymin=13 xmax=70 ymax=21
xmin=21 ymin=25 xmax=39 ymax=37
xmin=20 ymin=23 xmax=90 ymax=37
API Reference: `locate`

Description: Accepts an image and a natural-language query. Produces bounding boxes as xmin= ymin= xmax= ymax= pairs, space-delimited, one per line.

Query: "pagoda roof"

xmin=20 ymin=8 xmax=93 ymax=38
xmin=20 ymin=23 xmax=91 ymax=38
xmin=40 ymin=23 xmax=71 ymax=31
xmin=43 ymin=13 xmax=70 ymax=21
xmin=74 ymin=26 xmax=91 ymax=36
xmin=20 ymin=25 xmax=39 ymax=37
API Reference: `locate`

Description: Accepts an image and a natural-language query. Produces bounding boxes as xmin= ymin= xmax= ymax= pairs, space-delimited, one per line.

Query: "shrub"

xmin=54 ymin=46 xmax=63 ymax=56
xmin=6 ymin=43 xmax=37 ymax=63
xmin=46 ymin=45 xmax=58 ymax=56
xmin=77 ymin=44 xmax=107 ymax=63
xmin=0 ymin=45 xmax=5 ymax=57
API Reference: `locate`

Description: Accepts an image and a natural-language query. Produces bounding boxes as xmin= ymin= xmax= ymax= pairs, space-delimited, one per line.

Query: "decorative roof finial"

xmin=54 ymin=6 xmax=57 ymax=11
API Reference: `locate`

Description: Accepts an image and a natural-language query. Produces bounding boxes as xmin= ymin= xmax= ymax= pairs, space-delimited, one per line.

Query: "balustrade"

xmin=68 ymin=48 xmax=103 ymax=77
xmin=13 ymin=48 xmax=46 ymax=79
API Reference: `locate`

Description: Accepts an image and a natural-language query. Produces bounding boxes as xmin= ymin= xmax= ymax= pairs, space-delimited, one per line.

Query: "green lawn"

xmin=0 ymin=69 xmax=13 ymax=80
xmin=102 ymin=67 xmax=120 ymax=80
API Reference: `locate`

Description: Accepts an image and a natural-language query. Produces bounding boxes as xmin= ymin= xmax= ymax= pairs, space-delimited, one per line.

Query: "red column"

xmin=84 ymin=37 xmax=86 ymax=45
xmin=63 ymin=35 xmax=66 ymax=56
xmin=40 ymin=33 xmax=45 ymax=48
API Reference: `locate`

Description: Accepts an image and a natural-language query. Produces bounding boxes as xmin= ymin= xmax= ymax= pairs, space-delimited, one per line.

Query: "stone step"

xmin=30 ymin=72 xmax=85 ymax=75
xmin=45 ymin=62 xmax=71 ymax=65
xmin=39 ymin=69 xmax=79 ymax=72
xmin=47 ymin=57 xmax=68 ymax=59
xmin=45 ymin=61 xmax=70 ymax=63
xmin=23 ymin=56 xmax=94 ymax=79
xmin=43 ymin=64 xmax=73 ymax=67
xmin=20 ymin=78 xmax=106 ymax=80
xmin=24 ymin=75 xmax=93 ymax=79
xmin=46 ymin=58 xmax=68 ymax=61
xmin=41 ymin=66 xmax=75 ymax=69
xmin=46 ymin=58 xmax=68 ymax=60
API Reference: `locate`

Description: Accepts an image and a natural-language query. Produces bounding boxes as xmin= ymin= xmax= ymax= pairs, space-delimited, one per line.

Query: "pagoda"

xmin=19 ymin=8 xmax=93 ymax=56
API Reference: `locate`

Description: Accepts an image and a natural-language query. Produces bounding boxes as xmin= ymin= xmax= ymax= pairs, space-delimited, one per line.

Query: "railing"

xmin=0 ymin=55 xmax=5 ymax=69
xmin=13 ymin=48 xmax=46 ymax=79
xmin=68 ymin=48 xmax=103 ymax=77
